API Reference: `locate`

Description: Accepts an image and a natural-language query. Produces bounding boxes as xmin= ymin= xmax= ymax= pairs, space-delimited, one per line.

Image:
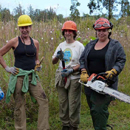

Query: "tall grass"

xmin=0 ymin=17 xmax=130 ymax=130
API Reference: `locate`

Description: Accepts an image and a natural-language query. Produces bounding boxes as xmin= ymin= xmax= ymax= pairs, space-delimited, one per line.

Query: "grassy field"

xmin=0 ymin=17 xmax=130 ymax=130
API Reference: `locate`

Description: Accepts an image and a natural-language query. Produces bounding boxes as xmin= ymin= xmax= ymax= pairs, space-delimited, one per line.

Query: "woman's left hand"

xmin=61 ymin=68 xmax=73 ymax=77
xmin=34 ymin=64 xmax=42 ymax=72
xmin=105 ymin=68 xmax=117 ymax=79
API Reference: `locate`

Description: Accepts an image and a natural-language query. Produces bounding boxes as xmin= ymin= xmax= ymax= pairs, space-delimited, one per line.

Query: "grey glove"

xmin=34 ymin=64 xmax=42 ymax=72
xmin=5 ymin=66 xmax=19 ymax=75
xmin=61 ymin=68 xmax=73 ymax=77
xmin=56 ymin=50 xmax=64 ymax=60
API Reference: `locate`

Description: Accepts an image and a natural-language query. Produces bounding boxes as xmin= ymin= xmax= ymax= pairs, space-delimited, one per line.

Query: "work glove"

xmin=56 ymin=50 xmax=64 ymax=60
xmin=80 ymin=70 xmax=89 ymax=82
xmin=5 ymin=66 xmax=19 ymax=75
xmin=105 ymin=68 xmax=117 ymax=79
xmin=0 ymin=87 xmax=4 ymax=100
xmin=61 ymin=68 xmax=73 ymax=77
xmin=34 ymin=64 xmax=42 ymax=72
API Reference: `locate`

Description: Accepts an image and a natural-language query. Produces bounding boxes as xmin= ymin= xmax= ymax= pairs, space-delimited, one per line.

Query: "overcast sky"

xmin=0 ymin=0 xmax=91 ymax=17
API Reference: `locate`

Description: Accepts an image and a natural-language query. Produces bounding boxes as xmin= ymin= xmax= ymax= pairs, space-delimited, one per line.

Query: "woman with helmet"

xmin=79 ymin=17 xmax=126 ymax=130
xmin=52 ymin=21 xmax=84 ymax=130
xmin=0 ymin=15 xmax=49 ymax=130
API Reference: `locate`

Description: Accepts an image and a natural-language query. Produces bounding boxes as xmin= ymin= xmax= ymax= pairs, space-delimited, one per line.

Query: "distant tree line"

xmin=0 ymin=4 xmax=64 ymax=22
xmin=0 ymin=0 xmax=130 ymax=23
xmin=87 ymin=0 xmax=130 ymax=19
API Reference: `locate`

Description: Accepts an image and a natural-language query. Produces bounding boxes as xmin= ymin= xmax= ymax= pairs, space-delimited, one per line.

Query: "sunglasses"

xmin=64 ymin=30 xmax=73 ymax=32
xmin=20 ymin=26 xmax=30 ymax=29
xmin=94 ymin=23 xmax=110 ymax=29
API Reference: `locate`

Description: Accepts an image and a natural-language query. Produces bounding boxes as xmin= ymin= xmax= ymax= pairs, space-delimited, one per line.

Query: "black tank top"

xmin=14 ymin=37 xmax=36 ymax=70
xmin=88 ymin=42 xmax=109 ymax=74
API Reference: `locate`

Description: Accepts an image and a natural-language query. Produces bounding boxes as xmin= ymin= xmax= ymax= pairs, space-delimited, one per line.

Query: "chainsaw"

xmin=79 ymin=73 xmax=130 ymax=104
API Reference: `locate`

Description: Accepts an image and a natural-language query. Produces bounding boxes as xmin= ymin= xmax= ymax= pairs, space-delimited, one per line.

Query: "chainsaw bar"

xmin=103 ymin=87 xmax=130 ymax=104
xmin=79 ymin=79 xmax=130 ymax=104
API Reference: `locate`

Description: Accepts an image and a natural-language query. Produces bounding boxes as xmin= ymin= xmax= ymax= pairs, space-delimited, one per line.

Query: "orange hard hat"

xmin=93 ymin=18 xmax=112 ymax=30
xmin=62 ymin=21 xmax=77 ymax=31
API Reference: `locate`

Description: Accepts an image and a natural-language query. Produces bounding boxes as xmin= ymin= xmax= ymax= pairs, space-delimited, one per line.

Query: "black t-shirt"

xmin=87 ymin=42 xmax=109 ymax=74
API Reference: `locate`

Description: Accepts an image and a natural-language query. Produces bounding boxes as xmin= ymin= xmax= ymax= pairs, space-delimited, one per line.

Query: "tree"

xmin=0 ymin=5 xmax=2 ymax=21
xmin=101 ymin=0 xmax=118 ymax=19
xmin=70 ymin=0 xmax=80 ymax=20
xmin=57 ymin=14 xmax=63 ymax=22
xmin=47 ymin=8 xmax=56 ymax=20
xmin=27 ymin=5 xmax=34 ymax=20
xmin=120 ymin=0 xmax=130 ymax=17
xmin=1 ymin=8 xmax=11 ymax=22
xmin=33 ymin=8 xmax=56 ymax=22
xmin=88 ymin=0 xmax=101 ymax=14
xmin=33 ymin=9 xmax=41 ymax=22
xmin=13 ymin=4 xmax=25 ymax=21
xmin=88 ymin=0 xmax=118 ymax=19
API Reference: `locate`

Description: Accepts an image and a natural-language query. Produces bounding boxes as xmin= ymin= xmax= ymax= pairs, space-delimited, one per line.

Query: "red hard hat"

xmin=93 ymin=18 xmax=112 ymax=30
xmin=62 ymin=21 xmax=77 ymax=31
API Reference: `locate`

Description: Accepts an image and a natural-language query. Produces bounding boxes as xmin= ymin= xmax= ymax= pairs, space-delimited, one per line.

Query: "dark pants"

xmin=86 ymin=91 xmax=112 ymax=130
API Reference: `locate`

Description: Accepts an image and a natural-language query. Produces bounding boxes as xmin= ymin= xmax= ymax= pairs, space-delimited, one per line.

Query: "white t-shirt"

xmin=52 ymin=40 xmax=84 ymax=79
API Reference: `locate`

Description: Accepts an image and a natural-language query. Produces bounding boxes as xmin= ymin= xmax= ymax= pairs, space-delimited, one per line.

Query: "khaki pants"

xmin=13 ymin=76 xmax=49 ymax=130
xmin=57 ymin=79 xmax=81 ymax=128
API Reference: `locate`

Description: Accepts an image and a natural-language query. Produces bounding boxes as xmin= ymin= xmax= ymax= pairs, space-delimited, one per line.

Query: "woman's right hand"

xmin=56 ymin=50 xmax=64 ymax=60
xmin=5 ymin=66 xmax=19 ymax=75
xmin=80 ymin=69 xmax=89 ymax=82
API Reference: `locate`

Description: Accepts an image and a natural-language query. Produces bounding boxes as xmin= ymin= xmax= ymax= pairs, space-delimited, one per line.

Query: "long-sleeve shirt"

xmin=79 ymin=38 xmax=126 ymax=95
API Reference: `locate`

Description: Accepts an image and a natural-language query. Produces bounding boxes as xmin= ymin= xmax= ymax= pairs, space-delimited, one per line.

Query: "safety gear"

xmin=5 ymin=66 xmax=19 ymax=75
xmin=34 ymin=64 xmax=42 ymax=72
xmin=0 ymin=87 xmax=4 ymax=100
xmin=34 ymin=57 xmax=44 ymax=72
xmin=80 ymin=70 xmax=89 ymax=82
xmin=17 ymin=15 xmax=33 ymax=27
xmin=93 ymin=18 xmax=112 ymax=30
xmin=105 ymin=68 xmax=117 ymax=79
xmin=62 ymin=21 xmax=77 ymax=31
xmin=56 ymin=50 xmax=64 ymax=60
xmin=61 ymin=68 xmax=73 ymax=77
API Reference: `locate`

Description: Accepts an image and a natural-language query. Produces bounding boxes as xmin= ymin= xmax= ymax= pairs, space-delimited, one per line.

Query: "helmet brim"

xmin=18 ymin=23 xmax=33 ymax=27
xmin=62 ymin=28 xmax=77 ymax=31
